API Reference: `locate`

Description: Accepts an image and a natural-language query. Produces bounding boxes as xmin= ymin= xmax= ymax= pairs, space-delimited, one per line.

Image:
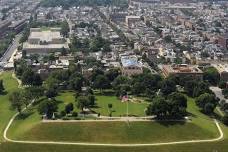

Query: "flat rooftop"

xmin=23 ymin=43 xmax=69 ymax=49
xmin=163 ymin=64 xmax=203 ymax=74
xmin=29 ymin=31 xmax=62 ymax=42
xmin=121 ymin=55 xmax=141 ymax=67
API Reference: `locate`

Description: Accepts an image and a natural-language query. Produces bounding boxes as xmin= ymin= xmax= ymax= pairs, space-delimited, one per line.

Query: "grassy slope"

xmin=0 ymin=72 xmax=18 ymax=141
xmin=8 ymin=121 xmax=218 ymax=143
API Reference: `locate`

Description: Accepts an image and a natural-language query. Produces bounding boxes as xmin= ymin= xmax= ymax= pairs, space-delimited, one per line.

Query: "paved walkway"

xmin=3 ymin=105 xmax=224 ymax=147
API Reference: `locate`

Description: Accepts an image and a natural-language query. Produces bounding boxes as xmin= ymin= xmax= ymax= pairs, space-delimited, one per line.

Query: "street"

xmin=0 ymin=34 xmax=22 ymax=69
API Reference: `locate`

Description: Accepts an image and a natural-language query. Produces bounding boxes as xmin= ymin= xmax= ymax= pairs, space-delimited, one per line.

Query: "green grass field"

xmin=1 ymin=72 xmax=228 ymax=152
xmin=56 ymin=91 xmax=148 ymax=116
xmin=7 ymin=121 xmax=218 ymax=143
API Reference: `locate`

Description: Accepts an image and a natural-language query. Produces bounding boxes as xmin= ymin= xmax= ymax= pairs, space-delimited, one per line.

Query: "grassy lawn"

xmin=0 ymin=72 xmax=18 ymax=141
xmin=93 ymin=95 xmax=148 ymax=117
xmin=56 ymin=91 xmax=148 ymax=117
xmin=8 ymin=121 xmax=218 ymax=143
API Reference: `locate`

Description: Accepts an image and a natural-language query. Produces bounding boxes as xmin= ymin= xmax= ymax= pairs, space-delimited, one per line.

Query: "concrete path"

xmin=3 ymin=107 xmax=224 ymax=147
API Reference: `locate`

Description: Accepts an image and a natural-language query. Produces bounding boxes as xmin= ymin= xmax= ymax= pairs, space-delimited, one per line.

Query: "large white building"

xmin=23 ymin=28 xmax=69 ymax=54
xmin=121 ymin=55 xmax=143 ymax=77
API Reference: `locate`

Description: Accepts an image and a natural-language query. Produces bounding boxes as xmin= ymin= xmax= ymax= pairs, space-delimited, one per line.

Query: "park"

xmin=0 ymin=71 xmax=228 ymax=152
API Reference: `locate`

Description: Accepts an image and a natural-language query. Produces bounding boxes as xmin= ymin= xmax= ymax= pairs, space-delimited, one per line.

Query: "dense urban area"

xmin=0 ymin=0 xmax=228 ymax=152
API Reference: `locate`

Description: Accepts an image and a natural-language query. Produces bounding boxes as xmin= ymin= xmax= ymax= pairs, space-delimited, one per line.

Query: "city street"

xmin=0 ymin=34 xmax=22 ymax=68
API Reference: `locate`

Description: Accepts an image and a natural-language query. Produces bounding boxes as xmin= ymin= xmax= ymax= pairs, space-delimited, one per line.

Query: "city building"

xmin=213 ymin=64 xmax=228 ymax=82
xmin=161 ymin=64 xmax=203 ymax=79
xmin=125 ymin=16 xmax=141 ymax=27
xmin=23 ymin=28 xmax=69 ymax=54
xmin=121 ymin=55 xmax=143 ymax=77
xmin=218 ymin=33 xmax=228 ymax=50
xmin=0 ymin=20 xmax=11 ymax=37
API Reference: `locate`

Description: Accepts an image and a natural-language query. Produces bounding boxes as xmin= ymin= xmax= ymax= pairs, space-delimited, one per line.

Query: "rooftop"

xmin=121 ymin=55 xmax=141 ymax=67
xmin=163 ymin=64 xmax=203 ymax=74
xmin=29 ymin=31 xmax=62 ymax=42
xmin=213 ymin=64 xmax=228 ymax=73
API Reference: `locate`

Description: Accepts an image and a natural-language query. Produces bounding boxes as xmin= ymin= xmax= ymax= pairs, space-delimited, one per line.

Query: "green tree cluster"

xmin=146 ymin=92 xmax=187 ymax=119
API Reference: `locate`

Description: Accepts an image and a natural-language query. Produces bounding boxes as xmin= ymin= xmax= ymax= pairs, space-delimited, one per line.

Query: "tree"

xmin=146 ymin=93 xmax=187 ymax=119
xmin=168 ymin=92 xmax=187 ymax=108
xmin=222 ymin=114 xmax=228 ymax=125
xmin=60 ymin=21 xmax=69 ymax=37
xmin=160 ymin=79 xmax=176 ymax=96
xmin=21 ymin=68 xmax=34 ymax=85
xmin=146 ymin=97 xmax=168 ymax=118
xmin=21 ymin=89 xmax=33 ymax=107
xmin=45 ymin=87 xmax=58 ymax=98
xmin=203 ymin=67 xmax=220 ymax=85
xmin=219 ymin=81 xmax=226 ymax=89
xmin=93 ymin=75 xmax=110 ymax=93
xmin=112 ymin=76 xmax=130 ymax=89
xmin=77 ymin=96 xmax=89 ymax=113
xmin=105 ymin=68 xmax=120 ymax=82
xmin=88 ymin=94 xmax=95 ymax=106
xmin=9 ymin=91 xmax=23 ymax=114
xmin=222 ymin=88 xmax=228 ymax=99
xmin=69 ymin=73 xmax=84 ymax=91
xmin=65 ymin=103 xmax=74 ymax=114
xmin=26 ymin=86 xmax=44 ymax=100
xmin=108 ymin=103 xmax=113 ymax=117
xmin=184 ymin=80 xmax=210 ymax=97
xmin=167 ymin=92 xmax=187 ymax=118
xmin=195 ymin=93 xmax=218 ymax=114
xmin=32 ymin=73 xmax=42 ymax=86
xmin=38 ymin=99 xmax=58 ymax=119
xmin=0 ymin=80 xmax=5 ymax=94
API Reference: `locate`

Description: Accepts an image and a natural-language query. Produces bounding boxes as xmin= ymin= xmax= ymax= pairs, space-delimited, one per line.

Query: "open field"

xmin=56 ymin=91 xmax=148 ymax=117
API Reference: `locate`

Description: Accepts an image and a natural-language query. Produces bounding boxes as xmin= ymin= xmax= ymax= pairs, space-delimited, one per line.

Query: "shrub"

xmin=60 ymin=110 xmax=66 ymax=117
xmin=222 ymin=114 xmax=228 ymax=125
xmin=72 ymin=111 xmax=78 ymax=117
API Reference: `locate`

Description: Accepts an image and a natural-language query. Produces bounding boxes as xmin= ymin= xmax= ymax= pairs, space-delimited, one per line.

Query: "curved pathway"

xmin=3 ymin=104 xmax=224 ymax=147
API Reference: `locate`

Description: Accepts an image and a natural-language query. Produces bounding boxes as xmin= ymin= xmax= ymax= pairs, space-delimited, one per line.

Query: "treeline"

xmin=40 ymin=0 xmax=128 ymax=8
